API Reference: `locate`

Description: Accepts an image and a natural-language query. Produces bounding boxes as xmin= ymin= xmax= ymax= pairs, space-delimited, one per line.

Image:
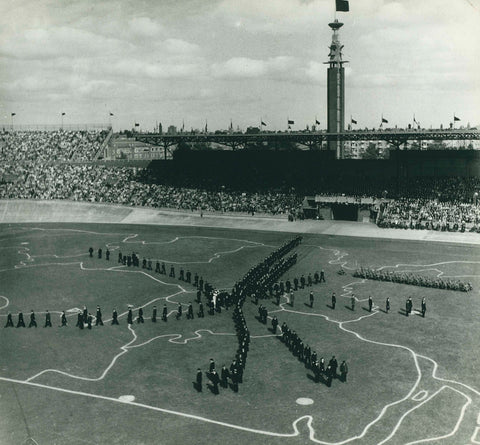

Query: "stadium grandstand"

xmin=1 ymin=126 xmax=480 ymax=233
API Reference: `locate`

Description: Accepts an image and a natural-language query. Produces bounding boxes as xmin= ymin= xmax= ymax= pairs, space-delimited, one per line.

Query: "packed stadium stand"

xmin=1 ymin=129 xmax=480 ymax=232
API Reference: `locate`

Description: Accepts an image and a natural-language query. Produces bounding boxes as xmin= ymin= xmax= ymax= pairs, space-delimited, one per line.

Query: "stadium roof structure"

xmin=135 ymin=129 xmax=480 ymax=157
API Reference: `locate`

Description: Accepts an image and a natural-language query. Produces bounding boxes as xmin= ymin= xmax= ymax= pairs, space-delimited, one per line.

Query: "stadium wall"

xmin=155 ymin=149 xmax=479 ymax=183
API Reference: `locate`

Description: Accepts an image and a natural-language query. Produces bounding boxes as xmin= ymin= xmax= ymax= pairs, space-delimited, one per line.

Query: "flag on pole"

xmin=110 ymin=112 xmax=114 ymax=116
xmin=351 ymin=117 xmax=357 ymax=124
xmin=288 ymin=119 xmax=295 ymax=125
xmin=11 ymin=113 xmax=16 ymax=117
xmin=381 ymin=117 xmax=388 ymax=124
xmin=205 ymin=121 xmax=208 ymax=133
xmin=336 ymin=0 xmax=349 ymax=12
xmin=61 ymin=112 xmax=66 ymax=116
xmin=454 ymin=115 xmax=461 ymax=121
xmin=315 ymin=119 xmax=320 ymax=125
xmin=261 ymin=121 xmax=267 ymax=126
xmin=134 ymin=123 xmax=139 ymax=127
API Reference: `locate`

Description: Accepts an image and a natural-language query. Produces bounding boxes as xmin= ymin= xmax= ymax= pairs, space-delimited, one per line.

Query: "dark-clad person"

xmin=331 ymin=292 xmax=336 ymax=309
xmin=351 ymin=294 xmax=355 ymax=311
xmin=320 ymin=269 xmax=325 ymax=283
xmin=151 ymin=306 xmax=157 ymax=322
xmin=89 ymin=247 xmax=94 ymax=258
xmin=209 ymin=358 xmax=215 ymax=373
xmin=175 ymin=303 xmax=182 ymax=320
xmin=326 ymin=364 xmax=333 ymax=387
xmin=60 ymin=311 xmax=67 ymax=327
xmin=16 ymin=311 xmax=25 ymax=328
xmin=98 ymin=248 xmax=102 ymax=259
xmin=28 ymin=310 xmax=37 ymax=328
xmin=210 ymin=369 xmax=220 ymax=394
xmin=329 ymin=356 xmax=338 ymax=378
xmin=368 ymin=296 xmax=373 ymax=312
xmin=87 ymin=313 xmax=93 ymax=329
xmin=82 ymin=306 xmax=88 ymax=324
xmin=221 ymin=365 xmax=229 ymax=388
xmin=95 ymin=306 xmax=104 ymax=326
xmin=196 ymin=368 xmax=202 ymax=392
xmin=421 ymin=298 xmax=427 ymax=318
xmin=137 ymin=307 xmax=144 ymax=323
xmin=44 ymin=310 xmax=52 ymax=327
xmin=162 ymin=304 xmax=168 ymax=321
xmin=76 ymin=311 xmax=84 ymax=329
xmin=198 ymin=302 xmax=204 ymax=318
xmin=4 ymin=312 xmax=14 ymax=327
xmin=309 ymin=291 xmax=314 ymax=308
xmin=386 ymin=297 xmax=390 ymax=313
xmin=127 ymin=307 xmax=133 ymax=324
xmin=105 ymin=249 xmax=110 ymax=261
xmin=187 ymin=303 xmax=194 ymax=320
xmin=271 ymin=315 xmax=278 ymax=334
xmin=112 ymin=309 xmax=119 ymax=325
xmin=340 ymin=360 xmax=349 ymax=382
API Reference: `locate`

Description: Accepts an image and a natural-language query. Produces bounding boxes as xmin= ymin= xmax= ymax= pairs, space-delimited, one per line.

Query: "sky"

xmin=0 ymin=0 xmax=479 ymax=131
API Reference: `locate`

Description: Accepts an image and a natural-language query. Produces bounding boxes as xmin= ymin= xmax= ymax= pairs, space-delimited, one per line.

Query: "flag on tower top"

xmin=288 ymin=119 xmax=295 ymax=125
xmin=261 ymin=121 xmax=267 ymax=126
xmin=336 ymin=0 xmax=349 ymax=12
xmin=351 ymin=118 xmax=357 ymax=125
xmin=315 ymin=119 xmax=320 ymax=125
xmin=454 ymin=115 xmax=461 ymax=121
xmin=382 ymin=117 xmax=388 ymax=124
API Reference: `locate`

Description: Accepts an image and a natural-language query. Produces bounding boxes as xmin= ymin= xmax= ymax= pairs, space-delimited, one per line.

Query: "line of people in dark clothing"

xmin=273 ymin=318 xmax=348 ymax=386
xmin=195 ymin=236 xmax=302 ymax=394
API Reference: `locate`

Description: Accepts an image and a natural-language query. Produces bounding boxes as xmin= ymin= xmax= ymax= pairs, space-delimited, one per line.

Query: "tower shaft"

xmin=326 ymin=20 xmax=347 ymax=159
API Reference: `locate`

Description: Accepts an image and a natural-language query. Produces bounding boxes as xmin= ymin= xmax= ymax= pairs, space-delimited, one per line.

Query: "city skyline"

xmin=1 ymin=0 xmax=479 ymax=131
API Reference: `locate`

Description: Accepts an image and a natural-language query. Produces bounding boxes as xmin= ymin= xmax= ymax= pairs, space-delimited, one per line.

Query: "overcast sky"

xmin=1 ymin=0 xmax=479 ymax=131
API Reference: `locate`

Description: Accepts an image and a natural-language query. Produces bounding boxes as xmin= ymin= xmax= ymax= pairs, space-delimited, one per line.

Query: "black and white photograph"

xmin=1 ymin=0 xmax=479 ymax=444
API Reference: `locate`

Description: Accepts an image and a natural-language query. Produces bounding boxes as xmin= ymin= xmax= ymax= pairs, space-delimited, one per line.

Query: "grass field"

xmin=1 ymin=222 xmax=480 ymax=445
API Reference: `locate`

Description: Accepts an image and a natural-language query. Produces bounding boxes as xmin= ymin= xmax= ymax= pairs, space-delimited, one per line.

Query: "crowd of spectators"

xmin=1 ymin=130 xmax=480 ymax=227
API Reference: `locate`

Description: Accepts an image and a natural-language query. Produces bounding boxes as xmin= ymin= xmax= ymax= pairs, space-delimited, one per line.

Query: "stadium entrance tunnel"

xmin=331 ymin=204 xmax=359 ymax=221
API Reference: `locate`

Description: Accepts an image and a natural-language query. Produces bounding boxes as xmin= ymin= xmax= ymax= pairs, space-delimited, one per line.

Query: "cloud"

xmin=211 ymin=56 xmax=295 ymax=79
xmin=113 ymin=59 xmax=206 ymax=80
xmin=128 ymin=17 xmax=163 ymax=38
xmin=163 ymin=38 xmax=200 ymax=55
xmin=0 ymin=26 xmax=128 ymax=60
xmin=213 ymin=0 xmax=331 ymax=34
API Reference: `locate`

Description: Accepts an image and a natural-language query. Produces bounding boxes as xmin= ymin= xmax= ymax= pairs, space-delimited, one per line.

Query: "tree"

xmin=362 ymin=143 xmax=379 ymax=159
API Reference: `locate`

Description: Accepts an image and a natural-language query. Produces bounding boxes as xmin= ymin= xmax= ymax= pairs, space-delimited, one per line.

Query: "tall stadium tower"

xmin=326 ymin=19 xmax=347 ymax=158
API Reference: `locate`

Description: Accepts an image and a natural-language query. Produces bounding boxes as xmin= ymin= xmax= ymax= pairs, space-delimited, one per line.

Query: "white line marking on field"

xmin=0 ymin=295 xmax=9 ymax=311
xmin=378 ymin=386 xmax=471 ymax=445
xmin=0 ymin=375 xmax=310 ymax=439
xmin=2 ymin=230 xmax=480 ymax=444
xmin=471 ymin=426 xmax=480 ymax=444
xmin=411 ymin=390 xmax=428 ymax=402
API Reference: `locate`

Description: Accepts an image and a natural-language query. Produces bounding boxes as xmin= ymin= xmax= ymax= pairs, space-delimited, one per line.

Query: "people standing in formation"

xmin=44 ymin=310 xmax=52 ymax=327
xmin=112 ymin=309 xmax=119 ymax=325
xmin=277 ymin=319 xmax=347 ymax=387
